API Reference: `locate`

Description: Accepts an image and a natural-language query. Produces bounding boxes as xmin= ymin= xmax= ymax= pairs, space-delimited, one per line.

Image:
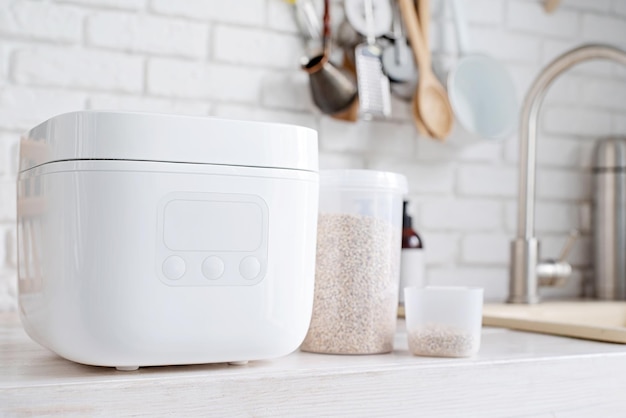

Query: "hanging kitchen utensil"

xmin=447 ymin=0 xmax=517 ymax=140
xmin=391 ymin=0 xmax=431 ymax=136
xmin=333 ymin=7 xmax=362 ymax=121
xmin=354 ymin=0 xmax=391 ymax=119
xmin=382 ymin=0 xmax=416 ymax=84
xmin=288 ymin=0 xmax=323 ymax=60
xmin=294 ymin=0 xmax=322 ymax=41
xmin=344 ymin=0 xmax=393 ymax=38
xmin=302 ymin=0 xmax=358 ymax=115
xmin=383 ymin=0 xmax=418 ymax=101
xmin=336 ymin=17 xmax=362 ymax=75
xmin=337 ymin=15 xmax=362 ymax=50
xmin=544 ymin=0 xmax=561 ymax=13
xmin=412 ymin=0 xmax=431 ymax=137
xmin=399 ymin=0 xmax=453 ymax=140
xmin=419 ymin=0 xmax=430 ymax=46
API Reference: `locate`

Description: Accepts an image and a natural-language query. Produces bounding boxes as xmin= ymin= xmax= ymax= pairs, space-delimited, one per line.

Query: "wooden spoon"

xmin=412 ymin=0 xmax=430 ymax=138
xmin=399 ymin=0 xmax=453 ymax=140
xmin=419 ymin=0 xmax=430 ymax=45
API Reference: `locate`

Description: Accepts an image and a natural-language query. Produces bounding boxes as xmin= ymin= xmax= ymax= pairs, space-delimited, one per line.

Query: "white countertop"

xmin=2 ymin=312 xmax=626 ymax=417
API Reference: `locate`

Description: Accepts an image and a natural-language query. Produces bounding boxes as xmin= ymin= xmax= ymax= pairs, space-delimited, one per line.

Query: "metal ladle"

xmin=302 ymin=0 xmax=358 ymax=115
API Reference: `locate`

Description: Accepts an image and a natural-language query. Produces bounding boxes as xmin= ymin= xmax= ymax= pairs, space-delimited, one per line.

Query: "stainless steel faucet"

xmin=509 ymin=44 xmax=626 ymax=304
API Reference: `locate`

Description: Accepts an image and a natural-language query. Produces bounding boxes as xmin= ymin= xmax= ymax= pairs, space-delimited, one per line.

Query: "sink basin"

xmin=483 ymin=301 xmax=626 ymax=344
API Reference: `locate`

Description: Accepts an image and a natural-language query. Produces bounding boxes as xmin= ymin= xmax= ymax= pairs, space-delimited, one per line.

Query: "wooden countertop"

xmin=2 ymin=312 xmax=626 ymax=417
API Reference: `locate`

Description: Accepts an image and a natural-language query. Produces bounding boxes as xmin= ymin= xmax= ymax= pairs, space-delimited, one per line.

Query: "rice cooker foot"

xmin=116 ymin=366 xmax=139 ymax=371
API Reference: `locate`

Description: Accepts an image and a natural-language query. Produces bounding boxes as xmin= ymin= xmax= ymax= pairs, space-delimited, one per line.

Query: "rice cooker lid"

xmin=20 ymin=111 xmax=318 ymax=172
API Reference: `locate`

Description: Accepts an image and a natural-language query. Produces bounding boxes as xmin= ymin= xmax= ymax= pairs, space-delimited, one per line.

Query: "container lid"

xmin=320 ymin=169 xmax=408 ymax=194
xmin=19 ymin=111 xmax=318 ymax=173
xmin=592 ymin=136 xmax=626 ymax=170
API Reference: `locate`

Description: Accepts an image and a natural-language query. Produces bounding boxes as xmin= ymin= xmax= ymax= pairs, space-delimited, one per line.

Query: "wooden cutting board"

xmin=483 ymin=301 xmax=626 ymax=344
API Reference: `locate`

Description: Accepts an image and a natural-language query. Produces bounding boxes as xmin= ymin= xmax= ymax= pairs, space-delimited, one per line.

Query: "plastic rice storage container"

xmin=301 ymin=169 xmax=407 ymax=354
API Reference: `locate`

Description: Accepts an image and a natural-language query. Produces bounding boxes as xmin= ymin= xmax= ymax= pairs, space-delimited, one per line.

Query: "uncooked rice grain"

xmin=300 ymin=212 xmax=400 ymax=354
xmin=407 ymin=323 xmax=478 ymax=357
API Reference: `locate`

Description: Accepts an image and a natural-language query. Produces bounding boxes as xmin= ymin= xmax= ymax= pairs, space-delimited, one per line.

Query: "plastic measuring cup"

xmin=404 ymin=286 xmax=484 ymax=357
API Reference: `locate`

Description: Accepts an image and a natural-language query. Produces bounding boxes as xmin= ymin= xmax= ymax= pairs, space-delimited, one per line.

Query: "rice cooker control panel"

xmin=156 ymin=192 xmax=269 ymax=286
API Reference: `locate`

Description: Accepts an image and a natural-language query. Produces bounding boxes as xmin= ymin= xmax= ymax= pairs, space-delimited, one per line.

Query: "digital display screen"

xmin=163 ymin=199 xmax=264 ymax=252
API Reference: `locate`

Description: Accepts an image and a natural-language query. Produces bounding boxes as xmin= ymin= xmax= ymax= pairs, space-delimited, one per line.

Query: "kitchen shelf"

xmin=2 ymin=312 xmax=626 ymax=417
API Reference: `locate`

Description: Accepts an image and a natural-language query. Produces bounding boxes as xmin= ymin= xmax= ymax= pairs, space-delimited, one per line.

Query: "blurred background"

xmin=1 ymin=0 xmax=626 ymax=310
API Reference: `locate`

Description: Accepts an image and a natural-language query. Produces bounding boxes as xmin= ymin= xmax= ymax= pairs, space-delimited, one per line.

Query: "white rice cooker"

xmin=17 ymin=111 xmax=319 ymax=370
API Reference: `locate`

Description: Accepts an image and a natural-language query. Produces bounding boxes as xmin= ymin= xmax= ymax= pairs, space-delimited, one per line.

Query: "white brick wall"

xmin=0 ymin=1 xmax=83 ymax=43
xmin=468 ymin=27 xmax=542 ymax=64
xmin=543 ymin=107 xmax=613 ymax=137
xmin=536 ymin=168 xmax=591 ymax=200
xmin=456 ymin=165 xmax=517 ymax=197
xmin=614 ymin=0 xmax=626 ymax=17
xmin=614 ymin=114 xmax=626 ymax=133
xmin=507 ymin=1 xmax=578 ymax=39
xmin=0 ymin=86 xmax=86 ymax=130
xmin=463 ymin=0 xmax=503 ymax=25
xmin=369 ymin=161 xmax=455 ymax=194
xmin=420 ymin=199 xmax=503 ymax=231
xmin=148 ymin=58 xmax=267 ymax=102
xmin=535 ymin=136 xmax=592 ymax=168
xmin=1 ymin=0 xmax=626 ymax=310
xmin=213 ymin=25 xmax=302 ymax=70
xmin=534 ymin=202 xmax=580 ymax=234
xmin=60 ymin=0 xmax=146 ymax=10
xmin=428 ymin=266 xmax=510 ymax=301
xmin=319 ymin=118 xmax=416 ymax=156
xmin=581 ymin=79 xmax=626 ymax=110
xmin=581 ymin=14 xmax=626 ymax=48
xmin=86 ymin=11 xmax=209 ymax=58
xmin=461 ymin=233 xmax=510 ymax=264
xmin=14 ymin=47 xmax=144 ymax=92
xmin=1 ymin=224 xmax=17 ymax=268
xmin=560 ymin=0 xmax=612 ymax=13
xmin=261 ymin=71 xmax=312 ymax=112
xmin=543 ymin=73 xmax=582 ymax=106
xmin=87 ymin=93 xmax=211 ymax=115
xmin=0 ymin=133 xmax=18 ymax=180
xmin=150 ymin=0 xmax=266 ymax=25
xmin=0 ymin=180 xmax=16 ymax=222
xmin=422 ymin=231 xmax=460 ymax=265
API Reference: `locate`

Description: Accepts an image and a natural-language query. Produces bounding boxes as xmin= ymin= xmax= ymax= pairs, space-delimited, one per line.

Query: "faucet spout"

xmin=509 ymin=44 xmax=626 ymax=304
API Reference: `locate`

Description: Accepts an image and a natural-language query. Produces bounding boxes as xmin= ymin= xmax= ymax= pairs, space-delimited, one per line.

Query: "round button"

xmin=162 ymin=256 xmax=186 ymax=280
xmin=202 ymin=256 xmax=225 ymax=280
xmin=239 ymin=256 xmax=261 ymax=280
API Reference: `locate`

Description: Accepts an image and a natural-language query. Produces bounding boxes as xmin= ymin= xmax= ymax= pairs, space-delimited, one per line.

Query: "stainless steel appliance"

xmin=593 ymin=137 xmax=626 ymax=300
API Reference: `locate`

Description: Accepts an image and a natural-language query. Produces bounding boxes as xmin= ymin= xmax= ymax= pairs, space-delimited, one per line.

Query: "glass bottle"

xmin=399 ymin=200 xmax=425 ymax=313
